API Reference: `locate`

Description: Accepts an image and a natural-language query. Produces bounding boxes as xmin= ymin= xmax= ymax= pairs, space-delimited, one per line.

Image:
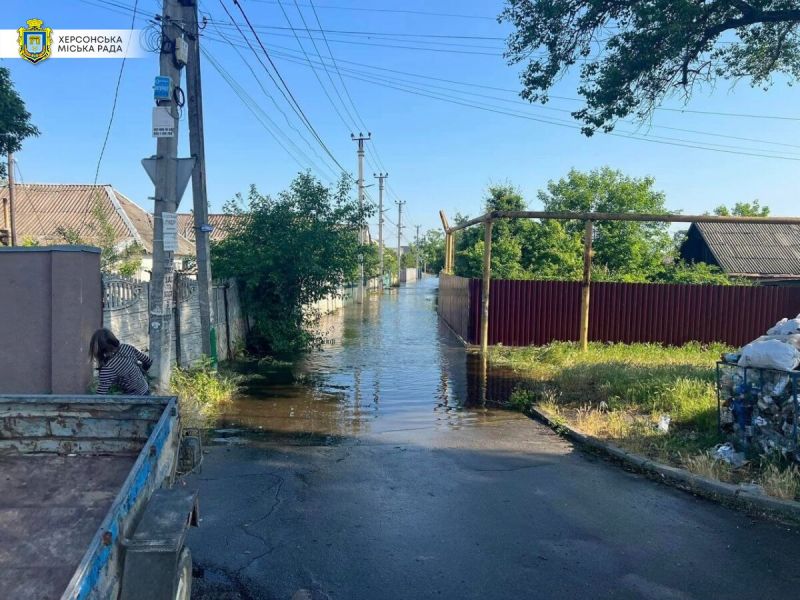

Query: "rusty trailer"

xmin=0 ymin=395 xmax=199 ymax=600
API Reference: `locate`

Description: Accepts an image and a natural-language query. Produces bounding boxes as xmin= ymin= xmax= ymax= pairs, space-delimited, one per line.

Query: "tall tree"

xmin=0 ymin=67 xmax=39 ymax=178
xmin=501 ymin=1 xmax=800 ymax=133
xmin=538 ymin=168 xmax=671 ymax=279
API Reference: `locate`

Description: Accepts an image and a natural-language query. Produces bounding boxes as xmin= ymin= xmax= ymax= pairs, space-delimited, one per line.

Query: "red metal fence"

xmin=438 ymin=273 xmax=800 ymax=347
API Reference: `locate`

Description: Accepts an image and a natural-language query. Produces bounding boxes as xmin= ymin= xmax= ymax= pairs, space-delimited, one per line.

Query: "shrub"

xmin=170 ymin=357 xmax=241 ymax=428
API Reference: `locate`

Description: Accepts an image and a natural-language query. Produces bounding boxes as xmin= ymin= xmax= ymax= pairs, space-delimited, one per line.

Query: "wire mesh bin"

xmin=716 ymin=361 xmax=800 ymax=460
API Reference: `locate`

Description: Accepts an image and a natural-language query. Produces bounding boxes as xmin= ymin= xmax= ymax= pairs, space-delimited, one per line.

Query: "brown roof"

xmin=689 ymin=222 xmax=800 ymax=277
xmin=177 ymin=213 xmax=243 ymax=243
xmin=0 ymin=183 xmax=194 ymax=256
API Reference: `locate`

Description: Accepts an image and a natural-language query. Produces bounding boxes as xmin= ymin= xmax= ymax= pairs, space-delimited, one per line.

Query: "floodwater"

xmin=213 ymin=276 xmax=518 ymax=442
xmin=190 ymin=277 xmax=800 ymax=600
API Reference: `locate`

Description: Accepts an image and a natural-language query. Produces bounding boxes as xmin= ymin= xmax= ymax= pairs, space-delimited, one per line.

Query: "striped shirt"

xmin=96 ymin=344 xmax=152 ymax=395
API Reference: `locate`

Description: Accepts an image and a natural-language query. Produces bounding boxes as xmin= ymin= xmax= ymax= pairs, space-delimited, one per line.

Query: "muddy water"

xmin=213 ymin=277 xmax=520 ymax=442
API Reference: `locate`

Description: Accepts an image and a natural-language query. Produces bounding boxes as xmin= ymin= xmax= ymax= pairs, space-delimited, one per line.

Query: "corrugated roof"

xmin=0 ymin=183 xmax=194 ymax=256
xmin=177 ymin=213 xmax=244 ymax=243
xmin=693 ymin=221 xmax=800 ymax=276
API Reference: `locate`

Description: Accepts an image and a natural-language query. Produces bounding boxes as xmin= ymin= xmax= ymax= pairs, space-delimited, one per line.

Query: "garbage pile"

xmin=717 ymin=314 xmax=800 ymax=461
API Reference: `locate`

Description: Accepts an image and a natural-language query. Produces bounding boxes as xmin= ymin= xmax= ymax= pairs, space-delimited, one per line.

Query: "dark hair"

xmin=90 ymin=328 xmax=120 ymax=366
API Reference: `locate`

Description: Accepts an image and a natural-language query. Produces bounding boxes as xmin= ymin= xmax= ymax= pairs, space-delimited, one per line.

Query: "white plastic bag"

xmin=738 ymin=339 xmax=800 ymax=371
xmin=766 ymin=315 xmax=800 ymax=336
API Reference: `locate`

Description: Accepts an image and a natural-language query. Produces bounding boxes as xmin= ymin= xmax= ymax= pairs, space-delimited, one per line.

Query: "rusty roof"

xmin=691 ymin=221 xmax=800 ymax=276
xmin=0 ymin=183 xmax=194 ymax=256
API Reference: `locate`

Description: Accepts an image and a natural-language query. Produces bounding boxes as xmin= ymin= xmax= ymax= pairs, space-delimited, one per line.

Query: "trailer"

xmin=0 ymin=395 xmax=200 ymax=600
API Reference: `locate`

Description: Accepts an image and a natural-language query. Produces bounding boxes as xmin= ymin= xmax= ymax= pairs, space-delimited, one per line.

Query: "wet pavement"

xmin=188 ymin=277 xmax=800 ymax=599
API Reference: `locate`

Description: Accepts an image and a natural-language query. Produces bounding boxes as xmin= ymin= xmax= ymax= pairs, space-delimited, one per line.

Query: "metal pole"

xmin=480 ymin=219 xmax=493 ymax=354
xmin=7 ymin=151 xmax=16 ymax=246
xmin=149 ymin=0 xmax=183 ymax=391
xmin=580 ymin=220 xmax=593 ymax=352
xmin=184 ymin=0 xmax=214 ymax=359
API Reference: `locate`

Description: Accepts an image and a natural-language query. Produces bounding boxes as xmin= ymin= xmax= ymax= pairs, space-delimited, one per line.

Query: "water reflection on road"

xmin=214 ymin=277 xmax=520 ymax=441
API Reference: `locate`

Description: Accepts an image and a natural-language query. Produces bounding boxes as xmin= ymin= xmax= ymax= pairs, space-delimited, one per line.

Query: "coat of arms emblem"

xmin=18 ymin=19 xmax=52 ymax=64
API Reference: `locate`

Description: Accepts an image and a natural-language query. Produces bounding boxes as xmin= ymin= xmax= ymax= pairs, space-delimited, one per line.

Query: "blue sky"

xmin=4 ymin=0 xmax=800 ymax=244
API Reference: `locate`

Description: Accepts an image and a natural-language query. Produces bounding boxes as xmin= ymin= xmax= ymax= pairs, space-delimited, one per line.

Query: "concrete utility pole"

xmin=7 ymin=152 xmax=16 ymax=246
xmin=351 ymin=133 xmax=371 ymax=303
xmin=395 ymin=199 xmax=405 ymax=281
xmin=149 ymin=0 xmax=184 ymax=391
xmin=184 ymin=0 xmax=215 ymax=360
xmin=414 ymin=224 xmax=421 ymax=276
xmin=374 ymin=172 xmax=387 ymax=283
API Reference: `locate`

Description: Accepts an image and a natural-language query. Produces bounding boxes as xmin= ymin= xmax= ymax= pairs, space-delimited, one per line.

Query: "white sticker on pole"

xmin=152 ymin=106 xmax=175 ymax=138
xmin=162 ymin=212 xmax=178 ymax=252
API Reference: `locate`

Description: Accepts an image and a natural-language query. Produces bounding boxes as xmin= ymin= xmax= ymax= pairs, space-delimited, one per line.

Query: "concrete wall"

xmin=305 ymin=277 xmax=383 ymax=315
xmin=399 ymin=268 xmax=419 ymax=283
xmin=0 ymin=246 xmax=102 ymax=394
xmin=103 ymin=276 xmax=247 ymax=365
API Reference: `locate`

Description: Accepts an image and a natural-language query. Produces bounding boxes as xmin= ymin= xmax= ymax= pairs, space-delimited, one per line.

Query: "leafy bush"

xmin=170 ymin=358 xmax=241 ymax=428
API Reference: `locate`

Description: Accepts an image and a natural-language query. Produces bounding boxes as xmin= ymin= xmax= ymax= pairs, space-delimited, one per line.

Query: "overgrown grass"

xmin=169 ymin=358 xmax=241 ymax=428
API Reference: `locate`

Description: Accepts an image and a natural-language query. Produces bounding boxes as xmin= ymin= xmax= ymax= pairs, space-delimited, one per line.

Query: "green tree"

xmin=418 ymin=230 xmax=445 ymax=273
xmin=501 ymin=1 xmax=800 ymax=134
xmin=538 ymin=168 xmax=671 ymax=279
xmin=713 ymin=200 xmax=770 ymax=216
xmin=212 ymin=173 xmax=368 ymax=356
xmin=0 ymin=67 xmax=39 ymax=178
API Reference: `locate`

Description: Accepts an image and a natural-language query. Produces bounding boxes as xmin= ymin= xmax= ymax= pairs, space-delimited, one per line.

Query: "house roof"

xmin=0 ymin=183 xmax=194 ymax=256
xmin=177 ymin=213 xmax=243 ymax=243
xmin=689 ymin=221 xmax=800 ymax=277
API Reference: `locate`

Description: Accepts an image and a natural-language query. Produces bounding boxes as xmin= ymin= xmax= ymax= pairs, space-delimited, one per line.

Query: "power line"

xmin=223 ymin=0 xmax=348 ymax=173
xmin=240 ymin=39 xmax=800 ymax=158
xmin=93 ymin=0 xmax=139 ymax=185
xmin=205 ymin=15 xmax=340 ymax=177
xmin=246 ymin=0 xmax=496 ymax=21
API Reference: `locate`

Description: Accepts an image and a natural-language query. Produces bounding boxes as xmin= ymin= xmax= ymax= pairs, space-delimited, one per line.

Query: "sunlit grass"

xmin=169 ymin=357 xmax=242 ymax=428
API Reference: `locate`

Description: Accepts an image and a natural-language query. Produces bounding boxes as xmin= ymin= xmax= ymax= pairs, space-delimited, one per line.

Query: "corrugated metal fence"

xmin=438 ymin=273 xmax=800 ymax=347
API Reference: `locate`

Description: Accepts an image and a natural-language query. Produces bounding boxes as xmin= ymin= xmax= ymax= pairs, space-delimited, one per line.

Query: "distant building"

xmin=679 ymin=222 xmax=800 ymax=284
xmin=0 ymin=183 xmax=194 ymax=279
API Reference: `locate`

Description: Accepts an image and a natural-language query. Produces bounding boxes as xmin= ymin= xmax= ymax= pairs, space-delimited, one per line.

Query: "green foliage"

xmin=20 ymin=235 xmax=39 ymax=247
xmin=454 ymin=169 xmax=744 ymax=285
xmin=54 ymin=200 xmax=144 ymax=276
xmin=418 ymin=229 xmax=445 ymax=272
xmin=0 ymin=67 xmax=39 ymax=179
xmin=713 ymin=200 xmax=770 ymax=217
xmin=500 ymin=1 xmax=800 ymax=133
xmin=169 ymin=357 xmax=241 ymax=428
xmin=211 ymin=173 xmax=370 ymax=356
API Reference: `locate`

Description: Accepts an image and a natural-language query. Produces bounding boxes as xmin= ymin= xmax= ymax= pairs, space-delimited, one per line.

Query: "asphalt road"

xmin=187 ymin=279 xmax=800 ymax=599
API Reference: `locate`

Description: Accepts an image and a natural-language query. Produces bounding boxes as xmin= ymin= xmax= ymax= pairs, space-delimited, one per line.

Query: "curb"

xmin=529 ymin=406 xmax=800 ymax=525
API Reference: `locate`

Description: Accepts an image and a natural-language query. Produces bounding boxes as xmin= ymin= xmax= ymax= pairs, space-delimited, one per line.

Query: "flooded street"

xmin=189 ymin=278 xmax=800 ymax=600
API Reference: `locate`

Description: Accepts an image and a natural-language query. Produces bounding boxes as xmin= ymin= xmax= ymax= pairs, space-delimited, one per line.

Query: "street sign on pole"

xmin=141 ymin=156 xmax=196 ymax=205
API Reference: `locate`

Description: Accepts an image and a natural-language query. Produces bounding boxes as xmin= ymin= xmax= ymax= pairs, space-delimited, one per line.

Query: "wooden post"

xmin=480 ymin=219 xmax=493 ymax=354
xmin=580 ymin=220 xmax=593 ymax=352
xmin=448 ymin=232 xmax=455 ymax=274
xmin=8 ymin=151 xmax=17 ymax=246
xmin=443 ymin=232 xmax=451 ymax=273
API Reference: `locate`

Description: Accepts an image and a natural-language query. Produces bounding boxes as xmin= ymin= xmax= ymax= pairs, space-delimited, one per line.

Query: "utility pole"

xmin=374 ymin=172 xmax=388 ymax=284
xmin=395 ymin=199 xmax=405 ymax=282
xmin=184 ymin=0 xmax=215 ymax=361
xmin=7 ymin=152 xmax=16 ymax=246
xmin=148 ymin=0 xmax=184 ymax=391
xmin=351 ymin=133 xmax=371 ymax=303
xmin=414 ymin=224 xmax=421 ymax=277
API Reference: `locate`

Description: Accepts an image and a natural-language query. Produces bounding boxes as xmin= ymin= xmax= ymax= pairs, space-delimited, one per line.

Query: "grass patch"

xmin=760 ymin=464 xmax=800 ymax=500
xmin=492 ymin=342 xmax=731 ymax=467
xmin=170 ymin=358 xmax=242 ymax=428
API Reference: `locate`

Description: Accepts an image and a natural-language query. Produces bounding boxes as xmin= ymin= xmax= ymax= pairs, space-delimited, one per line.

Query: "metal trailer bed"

xmin=0 ymin=395 xmax=199 ymax=600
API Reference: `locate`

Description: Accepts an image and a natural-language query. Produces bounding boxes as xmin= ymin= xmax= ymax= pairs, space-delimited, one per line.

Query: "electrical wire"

xmin=226 ymin=0 xmax=348 ymax=174
xmin=93 ymin=0 xmax=140 ymax=185
xmin=246 ymin=0 xmax=496 ymax=21
xmin=205 ymin=14 xmax=340 ymax=178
